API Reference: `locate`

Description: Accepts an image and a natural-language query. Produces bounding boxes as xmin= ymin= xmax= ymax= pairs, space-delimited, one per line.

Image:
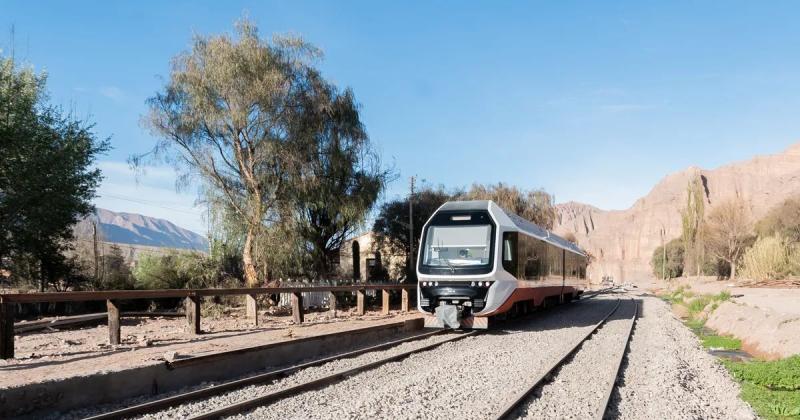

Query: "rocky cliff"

xmin=554 ymin=143 xmax=800 ymax=284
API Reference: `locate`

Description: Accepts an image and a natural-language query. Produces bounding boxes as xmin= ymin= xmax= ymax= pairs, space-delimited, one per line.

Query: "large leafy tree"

xmin=463 ymin=183 xmax=556 ymax=229
xmin=289 ymin=78 xmax=388 ymax=278
xmin=0 ymin=57 xmax=108 ymax=290
xmin=142 ymin=19 xmax=322 ymax=286
xmin=145 ymin=18 xmax=386 ymax=284
xmin=372 ymin=186 xmax=455 ymax=280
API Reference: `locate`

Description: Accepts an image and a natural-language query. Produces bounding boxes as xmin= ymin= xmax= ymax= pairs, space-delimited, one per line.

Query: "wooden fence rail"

xmin=0 ymin=284 xmax=417 ymax=360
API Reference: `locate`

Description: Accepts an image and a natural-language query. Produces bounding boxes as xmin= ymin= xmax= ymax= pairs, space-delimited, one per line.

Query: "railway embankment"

xmin=658 ymin=281 xmax=800 ymax=419
xmin=0 ymin=312 xmax=422 ymax=418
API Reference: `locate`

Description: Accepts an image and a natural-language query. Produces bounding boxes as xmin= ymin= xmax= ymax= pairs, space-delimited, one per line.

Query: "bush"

xmin=741 ymin=235 xmax=792 ymax=281
xmin=651 ymin=238 xmax=685 ymax=279
xmin=133 ymin=251 xmax=241 ymax=290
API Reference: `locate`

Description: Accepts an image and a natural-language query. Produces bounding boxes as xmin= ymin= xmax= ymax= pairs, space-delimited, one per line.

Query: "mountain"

xmin=74 ymin=208 xmax=208 ymax=252
xmin=554 ymin=143 xmax=800 ymax=284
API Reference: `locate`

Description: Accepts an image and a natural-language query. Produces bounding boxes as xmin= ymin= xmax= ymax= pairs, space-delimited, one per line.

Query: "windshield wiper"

xmin=442 ymin=257 xmax=456 ymax=274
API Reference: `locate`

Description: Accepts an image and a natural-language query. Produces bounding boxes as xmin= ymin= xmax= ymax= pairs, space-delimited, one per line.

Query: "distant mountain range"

xmin=74 ymin=208 xmax=208 ymax=252
xmin=554 ymin=143 xmax=800 ymax=284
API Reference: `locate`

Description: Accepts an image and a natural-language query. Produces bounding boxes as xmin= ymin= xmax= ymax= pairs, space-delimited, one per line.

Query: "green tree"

xmin=287 ymin=73 xmax=388 ymax=278
xmin=141 ymin=19 xmax=323 ymax=286
xmin=372 ymin=186 xmax=455 ymax=280
xmin=680 ymin=174 xmax=706 ymax=276
xmin=463 ymin=183 xmax=556 ymax=229
xmin=95 ymin=244 xmax=134 ymax=290
xmin=651 ymin=238 xmax=685 ymax=279
xmin=0 ymin=57 xmax=108 ymax=291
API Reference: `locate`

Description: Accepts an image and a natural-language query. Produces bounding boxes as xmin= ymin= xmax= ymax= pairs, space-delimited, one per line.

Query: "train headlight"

xmin=435 ymin=281 xmax=439 ymax=286
xmin=470 ymin=281 xmax=476 ymax=287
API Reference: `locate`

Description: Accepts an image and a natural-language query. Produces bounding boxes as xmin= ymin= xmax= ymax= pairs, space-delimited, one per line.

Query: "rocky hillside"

xmin=554 ymin=143 xmax=800 ymax=284
xmin=74 ymin=208 xmax=208 ymax=252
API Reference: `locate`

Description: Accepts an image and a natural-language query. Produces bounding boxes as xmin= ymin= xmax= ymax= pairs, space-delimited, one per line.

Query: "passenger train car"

xmin=417 ymin=200 xmax=588 ymax=329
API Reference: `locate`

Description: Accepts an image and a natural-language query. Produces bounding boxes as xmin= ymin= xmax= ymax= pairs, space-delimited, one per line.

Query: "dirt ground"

xmin=650 ymin=277 xmax=800 ymax=359
xmin=0 ymin=307 xmax=421 ymax=389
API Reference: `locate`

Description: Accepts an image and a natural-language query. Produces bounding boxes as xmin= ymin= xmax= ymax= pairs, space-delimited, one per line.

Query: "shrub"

xmin=651 ymin=238 xmax=685 ymax=279
xmin=133 ymin=251 xmax=241 ymax=290
xmin=741 ymin=235 xmax=792 ymax=281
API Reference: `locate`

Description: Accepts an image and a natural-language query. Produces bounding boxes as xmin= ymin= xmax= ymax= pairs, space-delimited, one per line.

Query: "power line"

xmin=96 ymin=193 xmax=204 ymax=216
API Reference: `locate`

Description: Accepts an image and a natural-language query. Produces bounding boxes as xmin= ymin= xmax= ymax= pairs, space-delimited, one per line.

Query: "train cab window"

xmin=502 ymin=232 xmax=517 ymax=276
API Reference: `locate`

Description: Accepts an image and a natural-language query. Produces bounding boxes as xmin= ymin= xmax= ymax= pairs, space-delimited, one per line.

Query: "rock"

xmin=672 ymin=303 xmax=690 ymax=319
xmin=163 ymin=351 xmax=178 ymax=362
xmin=554 ymin=143 xmax=800 ymax=285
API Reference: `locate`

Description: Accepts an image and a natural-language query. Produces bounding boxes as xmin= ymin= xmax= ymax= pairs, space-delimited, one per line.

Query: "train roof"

xmin=437 ymin=200 xmax=587 ymax=257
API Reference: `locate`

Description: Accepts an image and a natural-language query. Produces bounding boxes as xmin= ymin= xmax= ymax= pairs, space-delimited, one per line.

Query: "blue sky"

xmin=3 ymin=1 xmax=800 ymax=234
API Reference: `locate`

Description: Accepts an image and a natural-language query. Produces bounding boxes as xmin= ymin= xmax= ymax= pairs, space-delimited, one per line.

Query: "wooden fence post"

xmin=0 ymin=302 xmax=14 ymax=360
xmin=328 ymin=291 xmax=337 ymax=318
xmin=246 ymin=294 xmax=259 ymax=326
xmin=107 ymin=300 xmax=121 ymax=345
xmin=356 ymin=289 xmax=365 ymax=316
xmin=382 ymin=289 xmax=390 ymax=315
xmin=185 ymin=296 xmax=201 ymax=334
xmin=291 ymin=292 xmax=304 ymax=324
xmin=401 ymin=288 xmax=410 ymax=312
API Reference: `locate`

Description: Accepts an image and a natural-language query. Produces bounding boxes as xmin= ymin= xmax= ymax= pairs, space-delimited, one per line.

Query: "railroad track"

xmin=85 ymin=329 xmax=476 ymax=420
xmin=492 ymin=297 xmax=639 ymax=420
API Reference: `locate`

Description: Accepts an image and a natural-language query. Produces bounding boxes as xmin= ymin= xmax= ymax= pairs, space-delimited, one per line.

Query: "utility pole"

xmin=408 ymin=176 xmax=416 ymax=281
xmin=93 ymin=221 xmax=100 ymax=281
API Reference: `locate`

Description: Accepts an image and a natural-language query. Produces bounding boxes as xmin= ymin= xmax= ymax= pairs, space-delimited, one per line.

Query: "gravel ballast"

xmin=609 ymin=294 xmax=755 ymax=420
xmin=223 ymin=298 xmax=620 ymax=420
xmin=516 ymin=298 xmax=636 ymax=419
xmin=54 ymin=293 xmax=757 ymax=420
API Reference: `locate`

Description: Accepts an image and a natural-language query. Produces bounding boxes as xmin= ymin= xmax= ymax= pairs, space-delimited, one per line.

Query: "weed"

xmin=701 ymin=334 xmax=742 ymax=350
xmin=724 ymin=357 xmax=800 ymax=420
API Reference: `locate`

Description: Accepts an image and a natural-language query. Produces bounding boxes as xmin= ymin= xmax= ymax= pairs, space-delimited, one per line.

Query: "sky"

xmin=3 ymin=1 xmax=800 ymax=235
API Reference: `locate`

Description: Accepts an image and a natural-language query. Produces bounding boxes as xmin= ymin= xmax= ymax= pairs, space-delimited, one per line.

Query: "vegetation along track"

xmin=493 ymin=298 xmax=639 ymax=420
xmin=84 ymin=329 xmax=475 ymax=420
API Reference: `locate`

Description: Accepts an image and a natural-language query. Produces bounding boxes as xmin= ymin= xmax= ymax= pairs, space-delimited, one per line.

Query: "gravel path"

xmin=516 ymin=298 xmax=636 ymax=419
xmin=221 ymin=298 xmax=620 ymax=420
xmin=608 ymin=294 xmax=755 ymax=420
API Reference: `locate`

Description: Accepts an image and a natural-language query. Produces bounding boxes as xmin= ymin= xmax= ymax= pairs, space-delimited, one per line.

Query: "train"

xmin=416 ymin=200 xmax=588 ymax=329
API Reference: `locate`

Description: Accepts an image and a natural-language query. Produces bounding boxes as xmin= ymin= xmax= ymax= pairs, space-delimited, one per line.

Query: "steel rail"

xmin=594 ymin=298 xmax=639 ymax=420
xmin=187 ymin=330 xmax=479 ymax=420
xmin=492 ymin=298 xmax=623 ymax=420
xmin=84 ymin=329 xmax=448 ymax=420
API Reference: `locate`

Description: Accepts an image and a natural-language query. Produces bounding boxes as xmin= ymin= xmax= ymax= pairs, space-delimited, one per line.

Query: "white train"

xmin=417 ymin=200 xmax=588 ymax=329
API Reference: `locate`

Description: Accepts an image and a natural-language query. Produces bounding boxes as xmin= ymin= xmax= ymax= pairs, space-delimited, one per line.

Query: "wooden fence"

xmin=0 ymin=284 xmax=417 ymax=360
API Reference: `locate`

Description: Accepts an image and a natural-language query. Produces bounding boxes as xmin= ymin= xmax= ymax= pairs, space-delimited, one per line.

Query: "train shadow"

xmin=486 ymin=292 xmax=645 ymax=335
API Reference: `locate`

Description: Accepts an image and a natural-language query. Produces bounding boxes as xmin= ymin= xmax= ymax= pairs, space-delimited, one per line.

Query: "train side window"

xmin=502 ymin=232 xmax=517 ymax=276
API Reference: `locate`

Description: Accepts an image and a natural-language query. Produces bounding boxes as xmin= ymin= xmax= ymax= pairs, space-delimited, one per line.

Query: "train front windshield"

xmin=422 ymin=225 xmax=492 ymax=267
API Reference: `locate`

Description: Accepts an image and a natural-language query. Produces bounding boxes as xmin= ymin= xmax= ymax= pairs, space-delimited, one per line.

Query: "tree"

xmin=0 ymin=56 xmax=108 ymax=291
xmin=288 ymin=75 xmax=388 ymax=278
xmin=755 ymin=197 xmax=800 ymax=244
xmin=680 ymin=174 xmax=706 ymax=276
xmin=372 ymin=186 xmax=455 ymax=280
xmin=142 ymin=19 xmax=320 ymax=286
xmin=95 ymin=244 xmax=134 ymax=290
xmin=462 ymin=183 xmax=556 ymax=229
xmin=704 ymin=199 xmax=754 ymax=280
xmin=651 ymin=238 xmax=685 ymax=279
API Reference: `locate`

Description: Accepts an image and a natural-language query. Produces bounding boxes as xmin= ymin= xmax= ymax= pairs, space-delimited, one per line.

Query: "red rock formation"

xmin=555 ymin=143 xmax=800 ymax=284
